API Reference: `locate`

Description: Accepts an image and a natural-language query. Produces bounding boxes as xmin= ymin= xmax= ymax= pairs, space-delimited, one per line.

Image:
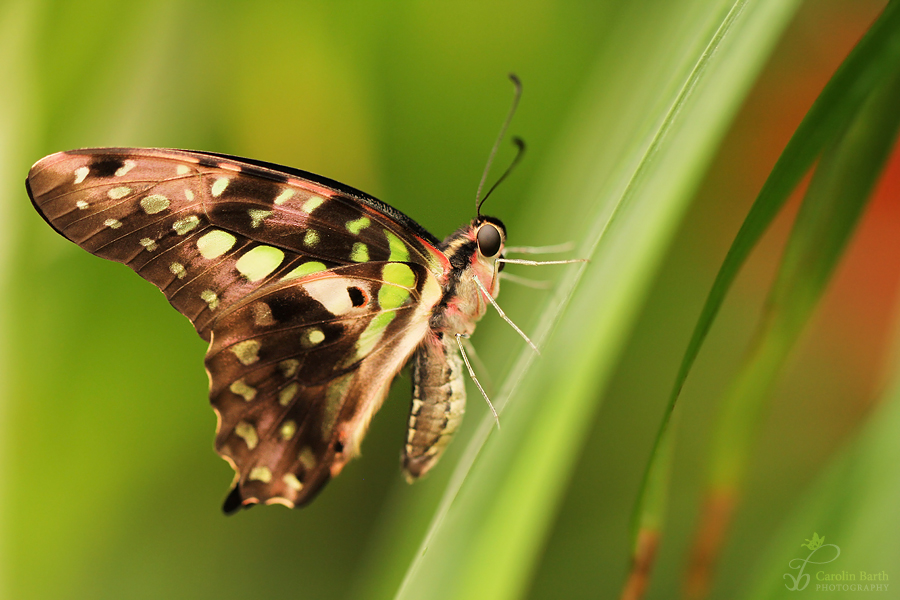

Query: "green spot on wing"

xmin=140 ymin=194 xmax=170 ymax=214
xmin=322 ymin=373 xmax=355 ymax=436
xmin=247 ymin=209 xmax=273 ymax=228
xmin=346 ymin=216 xmax=371 ymax=234
xmin=302 ymin=196 xmax=324 ymax=213
xmin=379 ymin=286 xmax=409 ymax=310
xmin=197 ymin=230 xmax=236 ymax=259
xmin=383 ymin=263 xmax=416 ymax=288
xmin=351 ymin=242 xmax=369 ymax=262
xmin=385 ymin=230 xmax=410 ymax=262
xmin=234 ymin=421 xmax=258 ymax=450
xmin=172 ymin=215 xmax=200 ymax=235
xmin=235 ymin=246 xmax=285 ymax=281
xmin=282 ymin=261 xmax=327 ymax=281
xmin=379 ymin=263 xmax=415 ymax=309
xmin=358 ymin=311 xmax=395 ymax=355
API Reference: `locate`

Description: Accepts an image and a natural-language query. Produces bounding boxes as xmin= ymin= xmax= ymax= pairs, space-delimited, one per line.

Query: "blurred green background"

xmin=1 ymin=1 xmax=896 ymax=599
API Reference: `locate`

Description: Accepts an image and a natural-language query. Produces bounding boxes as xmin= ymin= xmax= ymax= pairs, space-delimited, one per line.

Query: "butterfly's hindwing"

xmin=205 ymin=262 xmax=441 ymax=508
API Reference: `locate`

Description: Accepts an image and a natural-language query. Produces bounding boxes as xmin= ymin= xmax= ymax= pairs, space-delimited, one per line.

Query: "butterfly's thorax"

xmin=403 ymin=217 xmax=505 ymax=480
xmin=433 ymin=271 xmax=490 ymax=335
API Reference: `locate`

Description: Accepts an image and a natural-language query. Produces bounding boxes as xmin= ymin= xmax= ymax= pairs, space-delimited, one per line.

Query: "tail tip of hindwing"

xmin=222 ymin=484 xmax=257 ymax=515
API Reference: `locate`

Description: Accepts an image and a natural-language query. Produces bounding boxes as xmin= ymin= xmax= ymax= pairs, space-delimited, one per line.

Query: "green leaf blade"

xmin=394 ymin=1 xmax=804 ymax=598
xmin=633 ymin=0 xmax=900 ymax=556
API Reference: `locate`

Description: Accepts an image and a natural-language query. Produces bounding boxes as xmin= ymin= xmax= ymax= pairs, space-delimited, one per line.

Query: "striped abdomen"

xmin=402 ymin=334 xmax=466 ymax=481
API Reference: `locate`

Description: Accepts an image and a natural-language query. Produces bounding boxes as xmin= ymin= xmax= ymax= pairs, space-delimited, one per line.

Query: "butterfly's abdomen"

xmin=402 ymin=333 xmax=466 ymax=481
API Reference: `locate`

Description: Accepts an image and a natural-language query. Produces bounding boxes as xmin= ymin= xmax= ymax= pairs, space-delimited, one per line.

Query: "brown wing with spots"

xmin=207 ymin=262 xmax=442 ymax=510
xmin=26 ymin=148 xmax=446 ymax=341
xmin=27 ymin=147 xmax=451 ymax=510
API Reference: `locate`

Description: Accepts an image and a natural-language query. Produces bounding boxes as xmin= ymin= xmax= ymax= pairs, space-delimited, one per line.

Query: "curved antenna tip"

xmin=475 ymin=75 xmax=525 ymax=216
xmin=477 ymin=137 xmax=526 ymax=214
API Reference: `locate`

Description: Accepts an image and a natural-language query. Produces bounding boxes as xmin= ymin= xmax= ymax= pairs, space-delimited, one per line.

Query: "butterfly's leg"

xmin=455 ymin=333 xmax=499 ymax=428
xmin=504 ymin=241 xmax=575 ymax=254
xmin=495 ymin=243 xmax=585 ymax=286
xmin=472 ymin=274 xmax=539 ymax=353
xmin=497 ymin=257 xmax=588 ymax=267
xmin=498 ymin=271 xmax=551 ymax=289
xmin=459 ymin=335 xmax=494 ymax=394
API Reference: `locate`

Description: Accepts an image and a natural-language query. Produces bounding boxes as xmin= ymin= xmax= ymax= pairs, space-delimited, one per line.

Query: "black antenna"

xmin=475 ymin=73 xmax=523 ymax=217
xmin=480 ymin=137 xmax=526 ymax=211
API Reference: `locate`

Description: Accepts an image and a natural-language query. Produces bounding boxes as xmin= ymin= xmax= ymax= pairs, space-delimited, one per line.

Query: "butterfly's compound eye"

xmin=476 ymin=223 xmax=503 ymax=258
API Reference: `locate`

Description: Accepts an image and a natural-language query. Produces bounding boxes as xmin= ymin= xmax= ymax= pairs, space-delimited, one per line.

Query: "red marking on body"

xmin=418 ymin=236 xmax=451 ymax=272
xmin=470 ymin=252 xmax=500 ymax=300
xmin=444 ymin=302 xmax=466 ymax=319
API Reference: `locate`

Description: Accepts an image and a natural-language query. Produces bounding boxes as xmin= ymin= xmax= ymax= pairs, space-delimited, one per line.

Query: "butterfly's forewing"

xmin=27 ymin=148 xmax=449 ymax=509
xmin=27 ymin=149 xmax=446 ymax=339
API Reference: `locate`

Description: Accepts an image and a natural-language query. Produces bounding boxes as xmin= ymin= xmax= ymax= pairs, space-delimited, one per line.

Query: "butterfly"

xmin=26 ymin=79 xmax=577 ymax=513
